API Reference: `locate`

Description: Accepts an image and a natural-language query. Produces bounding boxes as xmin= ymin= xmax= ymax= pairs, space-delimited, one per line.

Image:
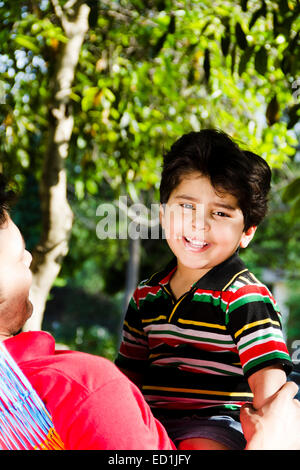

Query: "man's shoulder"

xmin=6 ymin=331 xmax=125 ymax=395
xmin=27 ymin=348 xmax=125 ymax=394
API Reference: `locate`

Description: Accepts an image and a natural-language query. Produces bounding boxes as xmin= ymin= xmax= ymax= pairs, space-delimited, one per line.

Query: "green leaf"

xmin=16 ymin=148 xmax=30 ymax=168
xmin=254 ymin=46 xmax=268 ymax=75
xmin=103 ymin=87 xmax=115 ymax=102
xmin=86 ymin=179 xmax=98 ymax=195
xmin=235 ymin=23 xmax=248 ymax=50
xmin=75 ymin=180 xmax=85 ymax=200
xmin=249 ymin=1 xmax=267 ymax=29
xmin=81 ymin=87 xmax=98 ymax=112
xmin=15 ymin=35 xmax=40 ymax=53
xmin=282 ymin=178 xmax=300 ymax=203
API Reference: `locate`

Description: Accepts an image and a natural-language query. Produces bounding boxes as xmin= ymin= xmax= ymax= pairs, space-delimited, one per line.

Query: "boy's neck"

xmin=169 ymin=262 xmax=210 ymax=300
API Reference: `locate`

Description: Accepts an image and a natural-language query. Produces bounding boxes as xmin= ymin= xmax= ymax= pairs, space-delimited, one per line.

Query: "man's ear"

xmin=240 ymin=226 xmax=257 ymax=248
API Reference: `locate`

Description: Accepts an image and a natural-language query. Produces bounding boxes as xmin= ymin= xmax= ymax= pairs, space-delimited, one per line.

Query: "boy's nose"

xmin=192 ymin=206 xmax=209 ymax=232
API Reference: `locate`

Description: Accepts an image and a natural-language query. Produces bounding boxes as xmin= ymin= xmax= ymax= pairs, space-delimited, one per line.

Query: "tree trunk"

xmin=24 ymin=2 xmax=90 ymax=331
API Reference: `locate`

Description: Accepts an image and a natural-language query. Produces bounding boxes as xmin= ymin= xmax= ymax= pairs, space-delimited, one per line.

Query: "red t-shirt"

xmin=4 ymin=331 xmax=175 ymax=450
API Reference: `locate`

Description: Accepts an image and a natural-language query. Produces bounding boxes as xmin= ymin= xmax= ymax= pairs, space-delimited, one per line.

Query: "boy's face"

xmin=160 ymin=172 xmax=256 ymax=279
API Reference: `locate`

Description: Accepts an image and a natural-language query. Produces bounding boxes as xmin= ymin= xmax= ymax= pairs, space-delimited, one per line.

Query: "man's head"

xmin=160 ymin=129 xmax=271 ymax=231
xmin=0 ymin=175 xmax=33 ymax=338
xmin=0 ymin=174 xmax=15 ymax=226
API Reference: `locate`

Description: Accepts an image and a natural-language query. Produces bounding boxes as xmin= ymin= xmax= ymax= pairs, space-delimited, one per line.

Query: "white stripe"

xmin=232 ymin=280 xmax=247 ymax=289
xmin=229 ymin=291 xmax=275 ymax=309
xmin=242 ymin=348 xmax=288 ymax=369
xmin=194 ymin=291 xmax=220 ymax=300
xmin=144 ymin=323 xmax=234 ymax=343
xmin=237 ymin=326 xmax=284 ymax=349
xmin=152 ymin=357 xmax=243 ymax=375
xmin=123 ymin=330 xmax=148 ymax=346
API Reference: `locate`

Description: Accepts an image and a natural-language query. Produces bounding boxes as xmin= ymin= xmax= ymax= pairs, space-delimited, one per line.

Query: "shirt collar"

xmin=193 ymin=252 xmax=248 ymax=291
xmin=3 ymin=331 xmax=55 ymax=364
xmin=149 ymin=252 xmax=247 ymax=292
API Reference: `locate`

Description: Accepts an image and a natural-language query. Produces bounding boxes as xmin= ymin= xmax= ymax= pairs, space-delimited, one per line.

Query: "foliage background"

xmin=0 ymin=0 xmax=299 ymax=361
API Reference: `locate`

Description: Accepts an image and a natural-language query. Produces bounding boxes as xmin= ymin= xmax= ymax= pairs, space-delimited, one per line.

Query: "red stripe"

xmin=120 ymin=342 xmax=148 ymax=360
xmin=134 ymin=284 xmax=161 ymax=308
xmin=137 ymin=284 xmax=161 ymax=298
xmin=159 ymin=266 xmax=177 ymax=285
xmin=239 ymin=340 xmax=289 ymax=366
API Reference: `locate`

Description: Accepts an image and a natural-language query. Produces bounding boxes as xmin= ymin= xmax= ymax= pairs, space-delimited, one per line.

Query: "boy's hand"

xmin=240 ymin=381 xmax=300 ymax=450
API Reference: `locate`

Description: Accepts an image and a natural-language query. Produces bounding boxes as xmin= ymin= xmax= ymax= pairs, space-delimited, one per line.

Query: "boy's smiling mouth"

xmin=182 ymin=236 xmax=209 ymax=251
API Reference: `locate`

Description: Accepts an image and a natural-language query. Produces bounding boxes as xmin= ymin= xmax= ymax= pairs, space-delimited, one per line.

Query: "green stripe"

xmin=193 ymin=292 xmax=227 ymax=311
xmin=223 ymin=404 xmax=247 ymax=410
xmin=243 ymin=351 xmax=290 ymax=375
xmin=238 ymin=332 xmax=283 ymax=351
xmin=129 ymin=296 xmax=138 ymax=311
xmin=139 ymin=287 xmax=166 ymax=307
xmin=228 ymin=293 xmax=278 ymax=314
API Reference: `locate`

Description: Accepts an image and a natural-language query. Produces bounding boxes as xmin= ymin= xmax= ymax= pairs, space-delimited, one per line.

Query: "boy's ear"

xmin=240 ymin=226 xmax=257 ymax=248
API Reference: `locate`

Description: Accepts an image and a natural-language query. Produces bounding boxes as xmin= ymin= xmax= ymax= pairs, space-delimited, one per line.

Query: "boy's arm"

xmin=248 ymin=364 xmax=287 ymax=410
xmin=225 ymin=283 xmax=293 ymax=403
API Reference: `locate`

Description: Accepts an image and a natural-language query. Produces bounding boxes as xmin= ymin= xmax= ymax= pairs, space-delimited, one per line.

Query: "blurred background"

xmin=0 ymin=0 xmax=299 ymax=364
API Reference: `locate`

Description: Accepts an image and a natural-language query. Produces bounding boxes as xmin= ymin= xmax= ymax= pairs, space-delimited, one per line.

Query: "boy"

xmin=115 ymin=129 xmax=293 ymax=450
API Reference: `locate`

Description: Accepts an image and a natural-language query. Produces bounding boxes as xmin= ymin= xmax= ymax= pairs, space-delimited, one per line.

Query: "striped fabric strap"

xmin=0 ymin=343 xmax=65 ymax=450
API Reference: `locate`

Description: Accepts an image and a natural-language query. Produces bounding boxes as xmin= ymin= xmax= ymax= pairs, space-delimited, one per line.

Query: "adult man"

xmin=0 ymin=174 xmax=299 ymax=450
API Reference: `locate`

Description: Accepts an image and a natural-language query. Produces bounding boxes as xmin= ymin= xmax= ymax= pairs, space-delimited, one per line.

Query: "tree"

xmin=27 ymin=0 xmax=90 ymax=330
xmin=0 ymin=0 xmax=299 ymax=331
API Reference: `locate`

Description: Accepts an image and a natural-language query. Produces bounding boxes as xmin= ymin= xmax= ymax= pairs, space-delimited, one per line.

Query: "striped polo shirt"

xmin=116 ymin=253 xmax=292 ymax=419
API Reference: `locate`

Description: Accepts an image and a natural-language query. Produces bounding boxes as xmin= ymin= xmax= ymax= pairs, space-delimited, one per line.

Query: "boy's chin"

xmin=178 ymin=256 xmax=212 ymax=271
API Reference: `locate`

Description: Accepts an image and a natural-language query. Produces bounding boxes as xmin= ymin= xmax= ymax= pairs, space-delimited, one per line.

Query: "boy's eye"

xmin=180 ymin=203 xmax=194 ymax=210
xmin=214 ymin=211 xmax=229 ymax=217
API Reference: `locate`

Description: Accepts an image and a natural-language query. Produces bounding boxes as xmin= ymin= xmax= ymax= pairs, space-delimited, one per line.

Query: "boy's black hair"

xmin=159 ymin=129 xmax=272 ymax=230
xmin=0 ymin=174 xmax=16 ymax=226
